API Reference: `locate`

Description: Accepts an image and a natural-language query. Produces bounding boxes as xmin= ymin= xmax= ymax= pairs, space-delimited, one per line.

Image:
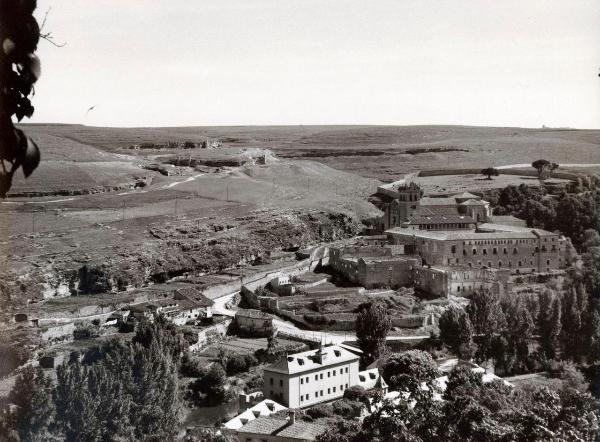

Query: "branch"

xmin=39 ymin=7 xmax=67 ymax=47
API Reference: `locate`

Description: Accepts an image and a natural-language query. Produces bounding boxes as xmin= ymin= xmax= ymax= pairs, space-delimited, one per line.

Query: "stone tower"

xmin=392 ymin=182 xmax=421 ymax=224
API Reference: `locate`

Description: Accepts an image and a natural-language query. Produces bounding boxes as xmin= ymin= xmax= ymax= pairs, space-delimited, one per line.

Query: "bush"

xmin=306 ymin=404 xmax=334 ymax=419
xmin=181 ymin=352 xmax=204 ymax=377
xmin=187 ymin=364 xmax=228 ymax=406
xmin=227 ymin=354 xmax=258 ymax=375
xmin=343 ymin=385 xmax=369 ymax=404
xmin=332 ymin=399 xmax=364 ymax=418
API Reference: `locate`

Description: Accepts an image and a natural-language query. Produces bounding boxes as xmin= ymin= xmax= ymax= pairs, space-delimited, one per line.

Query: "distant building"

xmin=235 ymin=309 xmax=274 ymax=337
xmin=372 ymin=182 xmax=491 ymax=232
xmin=237 ymin=410 xmax=326 ymax=442
xmin=387 ymin=223 xmax=567 ymax=274
xmin=129 ymin=288 xmax=213 ymax=325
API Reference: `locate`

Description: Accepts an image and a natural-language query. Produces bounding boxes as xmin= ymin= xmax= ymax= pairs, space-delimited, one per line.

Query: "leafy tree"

xmin=588 ymin=308 xmax=600 ymax=363
xmin=0 ymin=0 xmax=43 ymax=197
xmin=466 ymin=290 xmax=502 ymax=362
xmin=439 ymin=306 xmax=475 ymax=359
xmin=538 ymin=290 xmax=562 ymax=360
xmin=381 ymin=350 xmax=439 ymax=396
xmin=5 ymin=367 xmax=55 ymax=442
xmin=532 ymin=159 xmax=559 ymax=180
xmin=481 ymin=167 xmax=499 ymax=180
xmin=355 ymin=302 xmax=391 ymax=367
xmin=188 ymin=364 xmax=228 ymax=406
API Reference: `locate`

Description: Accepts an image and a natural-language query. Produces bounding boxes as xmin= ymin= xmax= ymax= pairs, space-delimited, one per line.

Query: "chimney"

xmin=288 ymin=410 xmax=296 ymax=425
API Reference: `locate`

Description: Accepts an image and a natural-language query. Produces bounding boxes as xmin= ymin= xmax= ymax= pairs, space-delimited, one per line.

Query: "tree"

xmin=5 ymin=367 xmax=55 ymax=441
xmin=532 ymin=159 xmax=559 ymax=180
xmin=0 ymin=1 xmax=43 ymax=197
xmin=381 ymin=350 xmax=439 ymax=396
xmin=538 ymin=290 xmax=562 ymax=360
xmin=355 ymin=302 xmax=391 ymax=367
xmin=188 ymin=364 xmax=228 ymax=406
xmin=481 ymin=167 xmax=499 ymax=180
xmin=466 ymin=290 xmax=502 ymax=362
xmin=439 ymin=306 xmax=475 ymax=359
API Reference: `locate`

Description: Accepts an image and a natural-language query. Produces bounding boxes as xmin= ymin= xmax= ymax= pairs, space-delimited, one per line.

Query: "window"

xmin=320 ymin=374 xmax=323 ymax=379
xmin=315 ymin=375 xmax=318 ymax=381
xmin=504 ymin=248 xmax=507 ymax=254
xmin=513 ymin=248 xmax=518 ymax=254
xmin=327 ymin=372 xmax=330 ymax=378
xmin=270 ymin=378 xmax=273 ymax=386
xmin=306 ymin=377 xmax=309 ymax=383
xmin=306 ymin=393 xmax=310 ymax=399
xmin=341 ymin=385 xmax=344 ymax=390
xmin=300 ymin=395 xmax=304 ymax=401
xmin=333 ymin=387 xmax=336 ymax=392
xmin=483 ymin=249 xmax=487 ymax=255
xmin=346 ymin=383 xmax=349 ymax=388
xmin=345 ymin=367 xmax=348 ymax=373
xmin=280 ymin=380 xmax=283 ymax=387
xmin=328 ymin=388 xmax=331 ymax=394
xmin=320 ymin=390 xmax=323 ymax=396
xmin=493 ymin=248 xmax=498 ymax=255
xmin=547 ymin=260 xmax=550 ymax=265
xmin=333 ymin=369 xmax=336 ymax=376
xmin=301 ymin=378 xmax=304 ymax=385
xmin=473 ymin=249 xmax=477 ymax=255
xmin=518 ymin=261 xmax=522 ymax=267
xmin=451 ymin=245 xmax=456 ymax=253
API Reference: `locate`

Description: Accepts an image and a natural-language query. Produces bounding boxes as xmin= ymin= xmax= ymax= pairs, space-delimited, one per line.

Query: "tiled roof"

xmin=459 ymin=199 xmax=488 ymax=206
xmin=452 ymin=192 xmax=480 ymax=199
xmin=237 ymin=416 xmax=288 ymax=435
xmin=404 ymin=215 xmax=475 ymax=225
xmin=236 ymin=309 xmax=272 ymax=319
xmin=276 ymin=421 xmax=328 ymax=440
xmin=420 ymin=197 xmax=461 ymax=206
xmin=357 ymin=368 xmax=388 ymax=390
xmin=386 ymin=227 xmax=553 ymax=241
xmin=265 ymin=345 xmax=359 ymax=375
xmin=223 ymin=399 xmax=287 ymax=430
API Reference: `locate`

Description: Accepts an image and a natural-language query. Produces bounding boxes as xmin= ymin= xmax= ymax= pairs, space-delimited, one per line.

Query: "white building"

xmin=263 ymin=345 xmax=361 ymax=409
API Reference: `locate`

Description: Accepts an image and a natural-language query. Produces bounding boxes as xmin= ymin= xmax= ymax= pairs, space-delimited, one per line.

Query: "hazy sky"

xmin=30 ymin=0 xmax=600 ymax=128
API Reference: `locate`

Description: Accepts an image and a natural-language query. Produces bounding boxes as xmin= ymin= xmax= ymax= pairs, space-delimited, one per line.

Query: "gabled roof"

xmin=404 ymin=215 xmax=475 ymax=225
xmin=452 ymin=192 xmax=480 ymax=199
xmin=236 ymin=309 xmax=272 ymax=320
xmin=264 ymin=345 xmax=359 ymax=375
xmin=237 ymin=416 xmax=288 ymax=435
xmin=223 ymin=399 xmax=287 ymax=430
xmin=420 ymin=197 xmax=461 ymax=206
xmin=357 ymin=368 xmax=388 ymax=390
xmin=276 ymin=421 xmax=328 ymax=440
xmin=459 ymin=199 xmax=488 ymax=206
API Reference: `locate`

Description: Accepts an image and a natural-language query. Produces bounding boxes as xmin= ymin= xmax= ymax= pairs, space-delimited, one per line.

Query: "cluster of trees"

xmin=438 ymin=284 xmax=600 ymax=376
xmin=492 ymin=183 xmax=599 ymax=249
xmin=532 ymin=159 xmax=559 ymax=180
xmin=0 ymin=318 xmax=183 ymax=442
xmin=317 ymin=350 xmax=599 ymax=442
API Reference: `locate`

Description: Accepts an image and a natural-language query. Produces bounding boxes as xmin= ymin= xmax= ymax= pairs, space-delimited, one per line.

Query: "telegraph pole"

xmin=122 ymin=201 xmax=125 ymax=221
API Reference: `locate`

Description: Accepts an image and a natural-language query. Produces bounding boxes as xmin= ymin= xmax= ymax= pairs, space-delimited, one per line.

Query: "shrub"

xmin=332 ymin=399 xmax=363 ymax=418
xmin=306 ymin=404 xmax=334 ymax=419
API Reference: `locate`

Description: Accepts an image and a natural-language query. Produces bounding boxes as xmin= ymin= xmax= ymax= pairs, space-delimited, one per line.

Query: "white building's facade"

xmin=263 ymin=345 xmax=360 ymax=408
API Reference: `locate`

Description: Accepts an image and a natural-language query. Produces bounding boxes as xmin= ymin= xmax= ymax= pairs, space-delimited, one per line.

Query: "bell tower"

xmin=395 ymin=182 xmax=421 ymax=222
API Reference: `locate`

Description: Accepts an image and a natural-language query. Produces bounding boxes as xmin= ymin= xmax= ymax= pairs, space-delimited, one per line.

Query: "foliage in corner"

xmin=0 ymin=0 xmax=42 ymax=197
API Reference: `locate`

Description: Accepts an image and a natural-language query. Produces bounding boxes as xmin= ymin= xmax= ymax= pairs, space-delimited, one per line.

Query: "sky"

xmin=29 ymin=0 xmax=600 ymax=128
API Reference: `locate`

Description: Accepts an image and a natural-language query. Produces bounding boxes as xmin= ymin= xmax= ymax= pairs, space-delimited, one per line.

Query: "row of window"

xmin=300 ymin=384 xmax=349 ymax=402
xmin=299 ymin=367 xmax=350 ymax=385
xmin=454 ymin=259 xmax=552 ymax=269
